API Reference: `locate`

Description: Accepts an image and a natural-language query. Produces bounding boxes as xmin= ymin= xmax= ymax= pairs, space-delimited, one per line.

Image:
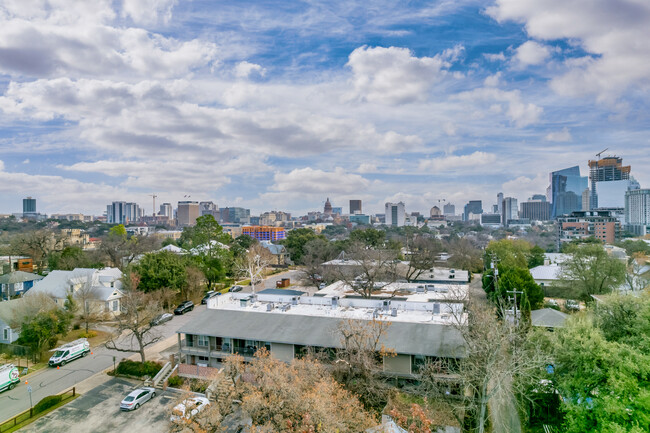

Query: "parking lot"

xmin=23 ymin=378 xmax=178 ymax=433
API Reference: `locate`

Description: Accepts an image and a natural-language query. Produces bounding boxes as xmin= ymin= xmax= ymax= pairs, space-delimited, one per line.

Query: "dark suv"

xmin=174 ymin=301 xmax=194 ymax=315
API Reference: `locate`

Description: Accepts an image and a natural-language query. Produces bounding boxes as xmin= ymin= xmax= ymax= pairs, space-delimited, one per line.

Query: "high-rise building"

xmin=520 ymin=199 xmax=551 ymax=221
xmin=595 ymin=179 xmax=640 ymax=208
xmin=125 ymin=202 xmax=141 ymax=224
xmin=23 ymin=197 xmax=36 ymax=216
xmin=531 ymin=194 xmax=546 ymax=202
xmin=159 ymin=203 xmax=173 ymax=218
xmin=581 ymin=189 xmax=590 ymax=212
xmin=496 ymin=192 xmax=504 ymax=214
xmin=625 ymin=189 xmax=650 ymax=236
xmin=107 ymin=201 xmax=127 ymax=224
xmin=177 ymin=201 xmax=199 ymax=227
xmin=463 ymin=201 xmax=483 ymax=221
xmin=349 ymin=200 xmax=362 ymax=215
xmin=324 ymin=198 xmax=333 ymax=215
xmin=548 ymin=166 xmax=588 ymax=218
xmin=588 ymin=156 xmax=631 ymax=209
xmin=443 ymin=203 xmax=455 ymax=216
xmin=385 ymin=202 xmax=406 ymax=227
xmin=501 ymin=197 xmax=518 ymax=225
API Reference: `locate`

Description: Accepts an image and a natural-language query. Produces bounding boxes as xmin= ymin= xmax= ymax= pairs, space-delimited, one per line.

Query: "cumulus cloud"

xmin=346 ymin=45 xmax=463 ymax=105
xmin=484 ymin=52 xmax=506 ymax=62
xmin=268 ymin=167 xmax=371 ymax=195
xmin=454 ymin=87 xmax=543 ymax=127
xmin=513 ymin=41 xmax=551 ymax=67
xmin=501 ymin=173 xmax=549 ymax=201
xmin=235 ymin=61 xmax=266 ymax=78
xmin=0 ymin=1 xmax=217 ymax=79
xmin=487 ymin=0 xmax=650 ymax=101
xmin=545 ymin=127 xmax=572 ymax=142
xmin=121 ymin=0 xmax=178 ymax=25
xmin=419 ymin=151 xmax=497 ymax=172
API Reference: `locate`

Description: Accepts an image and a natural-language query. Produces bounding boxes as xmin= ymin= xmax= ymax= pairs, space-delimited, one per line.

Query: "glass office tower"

xmin=548 ymin=166 xmax=588 ymax=218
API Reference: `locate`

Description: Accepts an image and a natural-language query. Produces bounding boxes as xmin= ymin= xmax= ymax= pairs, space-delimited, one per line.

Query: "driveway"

xmin=22 ymin=377 xmax=178 ymax=433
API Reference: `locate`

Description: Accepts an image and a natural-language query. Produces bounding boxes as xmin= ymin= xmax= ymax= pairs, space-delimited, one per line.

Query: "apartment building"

xmin=176 ymin=282 xmax=467 ymax=379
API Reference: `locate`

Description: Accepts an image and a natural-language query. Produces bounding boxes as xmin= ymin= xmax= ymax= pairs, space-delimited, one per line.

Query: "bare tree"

xmin=422 ymin=300 xmax=548 ymax=433
xmin=332 ymin=318 xmax=396 ymax=410
xmin=335 ymin=241 xmax=400 ymax=298
xmin=403 ymin=235 xmax=443 ymax=282
xmin=446 ymin=237 xmax=484 ymax=273
xmin=234 ymin=244 xmax=272 ymax=294
xmin=300 ymin=238 xmax=338 ymax=285
xmin=75 ymin=274 xmax=103 ymax=334
xmin=10 ymin=230 xmax=65 ymax=271
xmin=104 ymin=276 xmax=162 ymax=362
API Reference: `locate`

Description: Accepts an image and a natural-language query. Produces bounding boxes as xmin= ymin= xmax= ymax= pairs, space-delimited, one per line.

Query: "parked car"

xmin=565 ymin=299 xmax=580 ymax=311
xmin=229 ymin=285 xmax=243 ymax=293
xmin=318 ymin=283 xmax=327 ymax=289
xmin=151 ymin=312 xmax=173 ymax=326
xmin=201 ymin=291 xmax=220 ymax=304
xmin=174 ymin=301 xmax=194 ymax=315
xmin=170 ymin=396 xmax=211 ymax=422
xmin=120 ymin=387 xmax=156 ymax=411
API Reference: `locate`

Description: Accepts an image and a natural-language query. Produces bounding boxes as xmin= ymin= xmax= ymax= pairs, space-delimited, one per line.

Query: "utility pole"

xmin=507 ymin=289 xmax=524 ymax=327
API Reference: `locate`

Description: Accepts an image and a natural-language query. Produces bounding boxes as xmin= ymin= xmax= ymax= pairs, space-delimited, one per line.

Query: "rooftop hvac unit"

xmin=266 ymin=303 xmax=275 ymax=311
xmin=416 ymin=285 xmax=425 ymax=293
xmin=425 ymin=284 xmax=435 ymax=292
xmin=240 ymin=298 xmax=249 ymax=308
xmin=372 ymin=309 xmax=380 ymax=319
xmin=292 ymin=297 xmax=298 ymax=306
xmin=450 ymin=269 xmax=455 ymax=273
xmin=433 ymin=303 xmax=441 ymax=315
xmin=382 ymin=300 xmax=391 ymax=311
xmin=281 ymin=304 xmax=291 ymax=312
xmin=391 ymin=308 xmax=397 ymax=317
xmin=331 ymin=297 xmax=339 ymax=308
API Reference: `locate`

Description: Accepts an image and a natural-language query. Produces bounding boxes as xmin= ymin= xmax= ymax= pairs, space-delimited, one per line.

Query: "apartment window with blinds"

xmin=197 ymin=335 xmax=209 ymax=347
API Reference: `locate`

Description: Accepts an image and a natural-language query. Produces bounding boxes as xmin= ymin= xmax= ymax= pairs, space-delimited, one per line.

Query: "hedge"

xmin=34 ymin=395 xmax=63 ymax=414
xmin=115 ymin=360 xmax=162 ymax=378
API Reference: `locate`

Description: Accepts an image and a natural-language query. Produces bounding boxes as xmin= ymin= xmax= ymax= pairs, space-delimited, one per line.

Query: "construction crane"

xmin=149 ymin=194 xmax=157 ymax=216
xmin=596 ymin=148 xmax=608 ymax=159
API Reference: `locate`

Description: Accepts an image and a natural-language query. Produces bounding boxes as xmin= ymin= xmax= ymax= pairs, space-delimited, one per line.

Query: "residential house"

xmin=259 ymin=241 xmax=290 ymax=266
xmin=28 ymin=268 xmax=124 ymax=315
xmin=0 ymin=297 xmax=57 ymax=344
xmin=0 ymin=271 xmax=43 ymax=300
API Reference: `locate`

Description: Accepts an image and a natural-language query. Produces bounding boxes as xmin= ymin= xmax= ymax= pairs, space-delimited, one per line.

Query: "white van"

xmin=49 ymin=339 xmax=90 ymax=367
xmin=0 ymin=364 xmax=20 ymax=392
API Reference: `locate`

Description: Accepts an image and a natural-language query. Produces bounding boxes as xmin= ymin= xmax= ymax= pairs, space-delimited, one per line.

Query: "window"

xmin=112 ymin=300 xmax=119 ymax=312
xmin=197 ymin=335 xmax=209 ymax=347
xmin=198 ymin=356 xmax=209 ymax=362
xmin=3 ymin=328 xmax=9 ymax=341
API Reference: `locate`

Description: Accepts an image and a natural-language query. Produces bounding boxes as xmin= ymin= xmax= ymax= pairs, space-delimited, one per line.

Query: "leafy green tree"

xmin=557 ymin=244 xmax=626 ymax=301
xmin=349 ymin=228 xmax=385 ymax=248
xmin=16 ymin=309 xmax=73 ymax=358
xmin=179 ymin=215 xmax=232 ymax=289
xmin=483 ymin=265 xmax=544 ymax=312
xmin=48 ymin=245 xmax=103 ymax=270
xmin=281 ymin=228 xmax=326 ymax=263
xmin=528 ymin=245 xmax=546 ymax=268
xmin=552 ymin=314 xmax=650 ymax=433
xmin=132 ymin=251 xmax=188 ymax=292
xmin=592 ymin=293 xmax=650 ymax=353
xmin=485 ymin=239 xmax=535 ymax=269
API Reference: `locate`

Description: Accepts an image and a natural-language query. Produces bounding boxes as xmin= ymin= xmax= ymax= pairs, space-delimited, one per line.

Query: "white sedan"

xmin=120 ymin=387 xmax=156 ymax=411
xmin=170 ymin=396 xmax=211 ymax=421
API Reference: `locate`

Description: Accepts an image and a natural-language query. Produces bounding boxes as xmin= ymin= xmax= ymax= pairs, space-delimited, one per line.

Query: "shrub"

xmin=189 ymin=379 xmax=209 ymax=393
xmin=78 ymin=331 xmax=97 ymax=339
xmin=167 ymin=376 xmax=183 ymax=388
xmin=34 ymin=395 xmax=63 ymax=414
xmin=115 ymin=360 xmax=162 ymax=378
xmin=72 ymin=323 xmax=81 ymax=331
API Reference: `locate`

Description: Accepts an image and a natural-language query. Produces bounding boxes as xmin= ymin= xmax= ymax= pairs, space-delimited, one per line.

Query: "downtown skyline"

xmin=0 ymin=0 xmax=648 ymax=216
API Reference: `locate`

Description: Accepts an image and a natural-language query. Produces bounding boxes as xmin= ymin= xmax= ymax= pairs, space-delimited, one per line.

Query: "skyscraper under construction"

xmin=588 ymin=156 xmax=631 ymax=209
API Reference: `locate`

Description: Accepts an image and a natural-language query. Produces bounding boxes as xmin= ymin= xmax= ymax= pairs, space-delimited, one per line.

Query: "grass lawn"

xmin=0 ymin=394 xmax=80 ymax=433
xmin=59 ymin=329 xmax=112 ymax=348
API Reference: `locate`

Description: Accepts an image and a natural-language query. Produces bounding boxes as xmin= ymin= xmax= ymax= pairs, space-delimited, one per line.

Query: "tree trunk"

xmin=478 ymin=382 xmax=488 ymax=433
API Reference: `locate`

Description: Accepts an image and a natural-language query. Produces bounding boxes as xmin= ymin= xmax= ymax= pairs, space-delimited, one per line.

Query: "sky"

xmin=0 ymin=0 xmax=649 ymax=217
